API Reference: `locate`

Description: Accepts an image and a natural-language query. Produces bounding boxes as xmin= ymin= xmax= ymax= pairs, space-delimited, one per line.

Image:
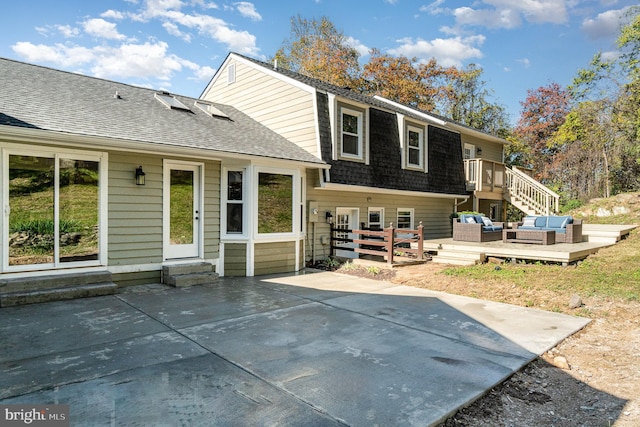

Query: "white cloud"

xmin=83 ymin=18 xmax=127 ymax=40
xmin=454 ymin=6 xmax=522 ymax=29
xmin=90 ymin=42 xmax=184 ymax=80
xmin=11 ymin=40 xmax=194 ymax=83
xmin=420 ymin=0 xmax=446 ymax=15
xmin=517 ymin=57 xmax=531 ymax=68
xmin=600 ymin=50 xmax=621 ymax=62
xmin=56 ymin=25 xmax=80 ymax=38
xmin=388 ymin=35 xmax=485 ymax=67
xmin=451 ymin=0 xmax=569 ymax=30
xmin=582 ymin=7 xmax=629 ymax=40
xmin=101 ymin=9 xmax=125 ymax=20
xmin=346 ymin=36 xmax=370 ymax=57
xmin=11 ymin=42 xmax=95 ymax=67
xmin=384 ymin=0 xmax=399 ymax=4
xmin=163 ymin=21 xmax=192 ymax=41
xmin=161 ymin=10 xmax=259 ymax=55
xmin=234 ymin=2 xmax=261 ymax=21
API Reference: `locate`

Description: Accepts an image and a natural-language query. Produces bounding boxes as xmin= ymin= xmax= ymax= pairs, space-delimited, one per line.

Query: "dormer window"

xmin=155 ymin=92 xmax=190 ymax=111
xmin=340 ymin=107 xmax=363 ymax=160
xmin=407 ymin=125 xmax=424 ymax=169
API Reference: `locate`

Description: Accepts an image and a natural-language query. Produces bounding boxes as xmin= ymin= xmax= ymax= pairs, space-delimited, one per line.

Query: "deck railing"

xmin=505 ymin=167 xmax=560 ymax=215
xmin=464 ymin=159 xmax=559 ymax=216
xmin=330 ymin=223 xmax=424 ymax=265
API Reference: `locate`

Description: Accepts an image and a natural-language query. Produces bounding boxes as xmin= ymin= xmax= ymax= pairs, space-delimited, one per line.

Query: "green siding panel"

xmin=224 ymin=243 xmax=247 ymax=276
xmin=254 ymin=241 xmax=296 ymax=275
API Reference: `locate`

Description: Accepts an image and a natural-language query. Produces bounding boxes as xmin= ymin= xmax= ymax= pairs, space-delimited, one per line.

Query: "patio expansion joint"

xmin=319 ymin=296 xmax=534 ymax=363
xmin=112 ymin=294 xmax=349 ymax=426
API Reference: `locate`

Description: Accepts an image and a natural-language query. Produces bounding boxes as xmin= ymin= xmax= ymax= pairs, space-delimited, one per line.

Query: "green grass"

xmin=442 ymin=228 xmax=640 ymax=301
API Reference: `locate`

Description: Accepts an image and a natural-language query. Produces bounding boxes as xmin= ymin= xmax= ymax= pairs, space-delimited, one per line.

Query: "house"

xmin=200 ymin=53 xmax=557 ymax=264
xmin=0 ymin=57 xmax=328 ymax=303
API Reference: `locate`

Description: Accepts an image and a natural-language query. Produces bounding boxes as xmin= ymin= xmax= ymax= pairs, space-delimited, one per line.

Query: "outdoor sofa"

xmin=514 ymin=215 xmax=583 ymax=243
xmin=453 ymin=214 xmax=504 ymax=242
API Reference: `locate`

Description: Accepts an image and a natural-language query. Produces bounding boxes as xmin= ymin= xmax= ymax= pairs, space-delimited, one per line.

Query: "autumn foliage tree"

xmin=273 ymin=15 xmax=361 ymax=89
xmin=361 ymin=49 xmax=454 ymax=112
xmin=514 ymin=82 xmax=571 ymax=181
xmin=273 ymin=15 xmax=509 ymax=137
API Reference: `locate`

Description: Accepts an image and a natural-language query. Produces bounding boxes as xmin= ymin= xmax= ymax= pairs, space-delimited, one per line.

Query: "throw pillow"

xmin=522 ymin=217 xmax=536 ymax=227
xmin=482 ymin=217 xmax=493 ymax=226
xmin=465 ymin=216 xmax=476 ymax=223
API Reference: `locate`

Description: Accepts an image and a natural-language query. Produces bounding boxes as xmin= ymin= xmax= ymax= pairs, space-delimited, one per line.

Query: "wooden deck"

xmin=424 ymin=224 xmax=637 ymax=266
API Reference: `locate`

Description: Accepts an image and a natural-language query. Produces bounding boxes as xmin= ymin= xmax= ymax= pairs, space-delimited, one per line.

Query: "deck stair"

xmin=162 ymin=262 xmax=218 ymax=288
xmin=0 ymin=271 xmax=117 ymax=307
xmin=504 ymin=167 xmax=560 ymax=216
xmin=582 ymin=224 xmax=636 ymax=244
xmin=431 ymin=250 xmax=486 ymax=266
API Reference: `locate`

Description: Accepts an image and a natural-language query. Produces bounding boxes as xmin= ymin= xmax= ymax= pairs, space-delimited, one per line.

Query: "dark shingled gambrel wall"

xmin=316 ymin=92 xmax=466 ymax=195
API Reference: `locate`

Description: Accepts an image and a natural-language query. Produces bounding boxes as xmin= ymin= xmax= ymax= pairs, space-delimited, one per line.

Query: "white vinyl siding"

xmin=203 ymin=60 xmax=319 ymax=157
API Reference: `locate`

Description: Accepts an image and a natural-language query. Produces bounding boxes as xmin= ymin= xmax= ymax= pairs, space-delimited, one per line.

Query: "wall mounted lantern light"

xmin=135 ymin=166 xmax=146 ymax=186
xmin=325 ymin=211 xmax=334 ymax=224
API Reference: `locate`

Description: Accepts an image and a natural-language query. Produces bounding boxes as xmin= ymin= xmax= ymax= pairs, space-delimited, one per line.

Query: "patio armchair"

xmin=453 ymin=214 xmax=504 ymax=242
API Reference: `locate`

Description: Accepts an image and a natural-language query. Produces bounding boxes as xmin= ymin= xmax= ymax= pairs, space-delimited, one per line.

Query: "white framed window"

xmin=463 ymin=143 xmax=476 ymax=160
xmin=397 ymin=208 xmax=414 ymax=229
xmin=223 ymin=169 xmax=245 ymax=236
xmin=227 ymin=63 xmax=236 ymax=84
xmin=407 ymin=125 xmax=424 ymax=169
xmin=368 ymin=207 xmax=384 ymax=230
xmin=255 ymin=169 xmax=296 ymax=237
xmin=340 ymin=107 xmax=363 ymax=160
xmin=3 ymin=147 xmax=107 ymax=272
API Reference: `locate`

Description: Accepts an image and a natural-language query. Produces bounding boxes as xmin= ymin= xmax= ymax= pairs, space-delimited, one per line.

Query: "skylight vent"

xmin=194 ymin=100 xmax=231 ymax=120
xmin=155 ymin=92 xmax=191 ymax=111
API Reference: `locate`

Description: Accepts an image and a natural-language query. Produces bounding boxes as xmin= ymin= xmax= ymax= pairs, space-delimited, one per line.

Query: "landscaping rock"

xmin=553 ymin=356 xmax=571 ymax=370
xmin=569 ymin=294 xmax=583 ymax=309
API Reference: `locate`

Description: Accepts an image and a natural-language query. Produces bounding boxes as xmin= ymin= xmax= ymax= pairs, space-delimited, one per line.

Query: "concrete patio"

xmin=0 ymin=270 xmax=591 ymax=426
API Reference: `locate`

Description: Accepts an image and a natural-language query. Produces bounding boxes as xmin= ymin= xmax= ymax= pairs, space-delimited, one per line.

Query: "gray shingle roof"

xmin=0 ymin=58 xmax=325 ymax=166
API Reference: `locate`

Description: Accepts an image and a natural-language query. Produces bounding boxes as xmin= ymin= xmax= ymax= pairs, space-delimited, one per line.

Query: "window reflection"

xmin=258 ymin=173 xmax=293 ymax=234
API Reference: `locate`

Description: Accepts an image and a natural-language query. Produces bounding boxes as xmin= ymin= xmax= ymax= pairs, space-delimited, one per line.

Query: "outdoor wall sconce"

xmin=476 ymin=148 xmax=482 ymax=155
xmin=135 ymin=166 xmax=146 ymax=185
xmin=325 ymin=211 xmax=334 ymax=224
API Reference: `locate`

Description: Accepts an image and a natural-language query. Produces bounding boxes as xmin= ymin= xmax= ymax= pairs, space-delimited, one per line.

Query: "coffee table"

xmin=502 ymin=229 xmax=555 ymax=245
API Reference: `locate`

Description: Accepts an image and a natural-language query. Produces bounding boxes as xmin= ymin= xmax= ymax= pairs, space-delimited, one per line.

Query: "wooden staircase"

xmin=504 ymin=167 xmax=560 ymax=216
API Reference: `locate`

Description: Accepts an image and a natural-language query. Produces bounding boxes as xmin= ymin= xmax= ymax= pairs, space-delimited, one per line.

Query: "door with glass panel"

xmin=335 ymin=207 xmax=359 ymax=259
xmin=5 ymin=154 xmax=101 ymax=269
xmin=164 ymin=162 xmax=202 ymax=259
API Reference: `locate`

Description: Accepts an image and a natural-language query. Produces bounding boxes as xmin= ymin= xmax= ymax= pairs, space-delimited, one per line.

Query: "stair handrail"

xmin=505 ymin=167 xmax=560 ymax=215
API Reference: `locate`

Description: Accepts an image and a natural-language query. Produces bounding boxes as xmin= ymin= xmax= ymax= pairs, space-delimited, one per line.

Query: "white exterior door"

xmin=335 ymin=207 xmax=359 ymax=259
xmin=164 ymin=161 xmax=202 ymax=260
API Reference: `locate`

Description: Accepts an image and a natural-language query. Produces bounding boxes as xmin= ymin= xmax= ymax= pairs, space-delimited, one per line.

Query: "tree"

xmin=567 ymin=7 xmax=640 ymax=196
xmin=440 ymin=64 xmax=511 ymax=136
xmin=274 ymin=15 xmax=512 ymax=137
xmin=514 ymin=82 xmax=571 ymax=181
xmin=272 ymin=15 xmax=361 ymax=89
xmin=361 ymin=50 xmax=439 ymax=111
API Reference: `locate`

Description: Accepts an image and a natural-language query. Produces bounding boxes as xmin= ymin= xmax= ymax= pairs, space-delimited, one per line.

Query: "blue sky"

xmin=1 ymin=0 xmax=636 ymax=124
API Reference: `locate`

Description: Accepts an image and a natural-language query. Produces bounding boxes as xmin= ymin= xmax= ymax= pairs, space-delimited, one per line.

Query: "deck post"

xmin=386 ymin=223 xmax=395 ymax=265
xmin=417 ymin=222 xmax=424 ymax=260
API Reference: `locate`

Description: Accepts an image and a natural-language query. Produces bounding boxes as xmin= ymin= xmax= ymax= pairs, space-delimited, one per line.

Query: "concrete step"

xmin=0 ymin=282 xmax=117 ymax=307
xmin=164 ymin=272 xmax=219 ymax=288
xmin=431 ymin=250 xmax=486 ymax=266
xmin=162 ymin=262 xmax=214 ymax=277
xmin=162 ymin=262 xmax=218 ymax=288
xmin=0 ymin=271 xmax=113 ymax=293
